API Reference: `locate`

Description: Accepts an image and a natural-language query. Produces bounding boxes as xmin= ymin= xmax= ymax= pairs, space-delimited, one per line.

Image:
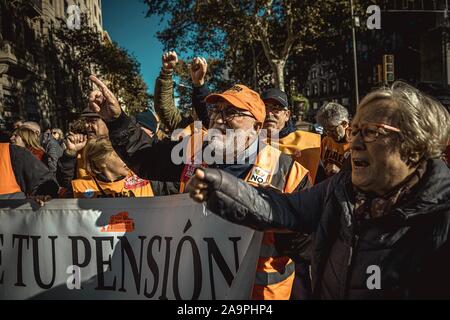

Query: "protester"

xmin=69 ymin=137 xmax=154 ymax=198
xmin=260 ymin=88 xmax=321 ymax=300
xmin=21 ymin=120 xmax=63 ymax=175
xmin=10 ymin=126 xmax=47 ymax=162
xmin=153 ymin=52 xmax=209 ymax=135
xmin=51 ymin=128 xmax=64 ymax=145
xmin=88 ymin=74 xmax=311 ymax=300
xmin=316 ymin=102 xmax=351 ymax=178
xmin=135 ymin=110 xmax=165 ymax=139
xmin=0 ymin=142 xmax=59 ymax=200
xmin=57 ymin=108 xmax=109 ymax=189
xmin=187 ymin=82 xmax=450 ymax=299
xmin=261 ymin=88 xmax=321 ymax=183
xmin=81 ymin=107 xmax=109 ymax=138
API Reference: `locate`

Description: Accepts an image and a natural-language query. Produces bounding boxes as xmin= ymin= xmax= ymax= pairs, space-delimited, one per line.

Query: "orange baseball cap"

xmin=205 ymin=84 xmax=266 ymax=123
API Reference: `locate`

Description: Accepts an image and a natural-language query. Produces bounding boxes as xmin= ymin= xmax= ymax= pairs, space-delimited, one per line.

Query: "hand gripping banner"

xmin=0 ymin=195 xmax=262 ymax=300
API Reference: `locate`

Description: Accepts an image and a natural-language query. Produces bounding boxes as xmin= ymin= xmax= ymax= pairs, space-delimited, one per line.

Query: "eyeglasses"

xmin=52 ymin=131 xmax=59 ymax=135
xmin=324 ymin=124 xmax=341 ymax=135
xmin=346 ymin=123 xmax=401 ymax=143
xmin=208 ymin=105 xmax=255 ymax=122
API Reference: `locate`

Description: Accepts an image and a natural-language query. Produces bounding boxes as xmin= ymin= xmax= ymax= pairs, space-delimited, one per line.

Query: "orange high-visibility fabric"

xmin=320 ymin=136 xmax=351 ymax=169
xmin=0 ymin=143 xmax=21 ymax=195
xmin=269 ymin=130 xmax=321 ymax=183
xmin=178 ymin=133 xmax=309 ymax=300
xmin=72 ymin=173 xmax=154 ymax=198
xmin=244 ymin=147 xmax=309 ymax=300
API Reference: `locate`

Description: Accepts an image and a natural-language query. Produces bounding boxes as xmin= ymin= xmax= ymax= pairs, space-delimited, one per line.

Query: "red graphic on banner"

xmin=100 ymin=212 xmax=135 ymax=233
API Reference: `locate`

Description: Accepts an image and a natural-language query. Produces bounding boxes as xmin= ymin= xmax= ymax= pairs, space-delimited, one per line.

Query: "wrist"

xmin=161 ymin=67 xmax=174 ymax=75
xmin=64 ymin=149 xmax=78 ymax=157
xmin=193 ymin=79 xmax=205 ymax=87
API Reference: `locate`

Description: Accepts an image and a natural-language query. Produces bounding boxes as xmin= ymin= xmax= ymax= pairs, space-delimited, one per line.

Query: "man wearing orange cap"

xmin=87 ymin=75 xmax=311 ymax=300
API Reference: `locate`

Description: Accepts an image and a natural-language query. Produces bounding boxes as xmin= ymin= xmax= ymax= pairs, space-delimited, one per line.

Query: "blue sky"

xmin=102 ymin=0 xmax=166 ymax=95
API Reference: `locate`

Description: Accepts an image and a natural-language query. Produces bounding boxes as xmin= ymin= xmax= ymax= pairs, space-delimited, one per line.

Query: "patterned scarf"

xmin=353 ymin=161 xmax=427 ymax=220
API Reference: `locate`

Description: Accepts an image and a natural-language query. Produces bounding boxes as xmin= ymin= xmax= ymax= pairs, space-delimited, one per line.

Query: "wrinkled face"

xmin=208 ymin=103 xmax=261 ymax=156
xmin=104 ymin=151 xmax=129 ymax=178
xmin=324 ymin=121 xmax=348 ymax=142
xmin=350 ymin=101 xmax=414 ymax=195
xmin=10 ymin=134 xmax=25 ymax=148
xmin=263 ymin=102 xmax=291 ymax=133
xmin=85 ymin=117 xmax=109 ymax=138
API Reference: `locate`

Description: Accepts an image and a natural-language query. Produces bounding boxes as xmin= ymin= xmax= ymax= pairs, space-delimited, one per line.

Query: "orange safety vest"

xmin=268 ymin=130 xmax=321 ymax=183
xmin=0 ymin=143 xmax=22 ymax=195
xmin=179 ymin=134 xmax=310 ymax=300
xmin=76 ymin=151 xmax=89 ymax=179
xmin=72 ymin=173 xmax=154 ymax=198
xmin=320 ymin=136 xmax=351 ymax=169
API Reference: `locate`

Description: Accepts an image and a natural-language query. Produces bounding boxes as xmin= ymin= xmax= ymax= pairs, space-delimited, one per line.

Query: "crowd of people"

xmin=0 ymin=51 xmax=449 ymax=300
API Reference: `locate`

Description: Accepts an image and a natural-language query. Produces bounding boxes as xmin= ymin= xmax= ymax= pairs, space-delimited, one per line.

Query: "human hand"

xmin=88 ymin=75 xmax=122 ymax=122
xmin=189 ymin=57 xmax=207 ymax=87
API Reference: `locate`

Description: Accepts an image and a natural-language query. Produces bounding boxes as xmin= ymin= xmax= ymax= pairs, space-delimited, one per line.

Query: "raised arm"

xmin=189 ymin=57 xmax=210 ymax=128
xmin=187 ymin=168 xmax=329 ymax=234
xmin=154 ymin=51 xmax=193 ymax=131
xmin=88 ymin=75 xmax=184 ymax=182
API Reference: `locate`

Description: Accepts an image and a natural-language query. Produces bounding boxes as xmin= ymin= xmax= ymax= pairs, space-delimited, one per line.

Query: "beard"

xmin=207 ymin=127 xmax=258 ymax=162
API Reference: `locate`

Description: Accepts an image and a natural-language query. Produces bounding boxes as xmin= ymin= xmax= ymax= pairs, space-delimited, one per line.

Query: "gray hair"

xmin=316 ymin=102 xmax=350 ymax=127
xmin=358 ymin=81 xmax=450 ymax=162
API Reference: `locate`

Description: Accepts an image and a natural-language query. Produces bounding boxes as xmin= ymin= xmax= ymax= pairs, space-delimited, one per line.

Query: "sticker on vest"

xmin=248 ymin=167 xmax=270 ymax=185
xmin=124 ymin=174 xmax=149 ymax=190
xmin=181 ymin=163 xmax=208 ymax=183
xmin=83 ymin=189 xmax=95 ymax=198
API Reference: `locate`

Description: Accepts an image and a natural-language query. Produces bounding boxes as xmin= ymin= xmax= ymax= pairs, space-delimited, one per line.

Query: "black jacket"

xmin=0 ymin=144 xmax=59 ymax=199
xmin=200 ymin=159 xmax=450 ymax=299
xmin=106 ymin=112 xmax=308 ymax=192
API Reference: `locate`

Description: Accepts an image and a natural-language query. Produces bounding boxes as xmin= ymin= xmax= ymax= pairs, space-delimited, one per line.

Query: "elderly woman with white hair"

xmin=316 ymin=102 xmax=351 ymax=177
xmin=187 ymin=82 xmax=450 ymax=299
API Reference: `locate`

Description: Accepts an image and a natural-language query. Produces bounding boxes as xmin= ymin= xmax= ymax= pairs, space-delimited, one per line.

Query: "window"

xmin=322 ymin=82 xmax=328 ymax=95
xmin=331 ymin=80 xmax=337 ymax=93
xmin=313 ymin=84 xmax=319 ymax=95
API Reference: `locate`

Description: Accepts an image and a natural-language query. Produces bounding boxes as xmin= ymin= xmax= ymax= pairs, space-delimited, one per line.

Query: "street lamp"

xmin=350 ymin=0 xmax=360 ymax=106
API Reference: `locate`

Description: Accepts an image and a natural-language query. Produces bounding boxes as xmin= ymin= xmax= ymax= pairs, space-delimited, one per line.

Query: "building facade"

xmin=0 ymin=0 xmax=103 ymax=129
xmin=302 ymin=0 xmax=450 ymax=117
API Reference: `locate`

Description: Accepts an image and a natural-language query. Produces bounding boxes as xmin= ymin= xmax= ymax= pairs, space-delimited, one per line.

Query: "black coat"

xmin=0 ymin=144 xmax=59 ymax=199
xmin=201 ymin=159 xmax=450 ymax=299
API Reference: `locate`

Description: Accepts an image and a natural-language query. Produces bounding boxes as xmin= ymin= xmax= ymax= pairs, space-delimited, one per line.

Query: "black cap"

xmin=261 ymin=88 xmax=289 ymax=109
xmin=135 ymin=110 xmax=159 ymax=133
xmin=80 ymin=107 xmax=101 ymax=119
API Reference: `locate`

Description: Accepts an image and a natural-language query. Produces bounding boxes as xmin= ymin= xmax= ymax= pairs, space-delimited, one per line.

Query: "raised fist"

xmin=162 ymin=51 xmax=178 ymax=71
xmin=189 ymin=57 xmax=207 ymax=87
xmin=64 ymin=133 xmax=87 ymax=156
xmin=88 ymin=75 xmax=122 ymax=122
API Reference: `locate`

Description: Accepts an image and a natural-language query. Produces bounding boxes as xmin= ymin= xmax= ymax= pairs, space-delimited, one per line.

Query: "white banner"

xmin=0 ymin=194 xmax=262 ymax=300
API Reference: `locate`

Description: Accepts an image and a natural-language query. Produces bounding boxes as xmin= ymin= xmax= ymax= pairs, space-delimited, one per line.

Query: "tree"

xmin=144 ymin=0 xmax=369 ymax=91
xmin=54 ymin=19 xmax=150 ymax=115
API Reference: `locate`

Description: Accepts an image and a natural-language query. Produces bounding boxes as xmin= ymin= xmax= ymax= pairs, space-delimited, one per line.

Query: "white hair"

xmin=316 ymin=102 xmax=349 ymax=127
xmin=358 ymin=81 xmax=450 ymax=162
